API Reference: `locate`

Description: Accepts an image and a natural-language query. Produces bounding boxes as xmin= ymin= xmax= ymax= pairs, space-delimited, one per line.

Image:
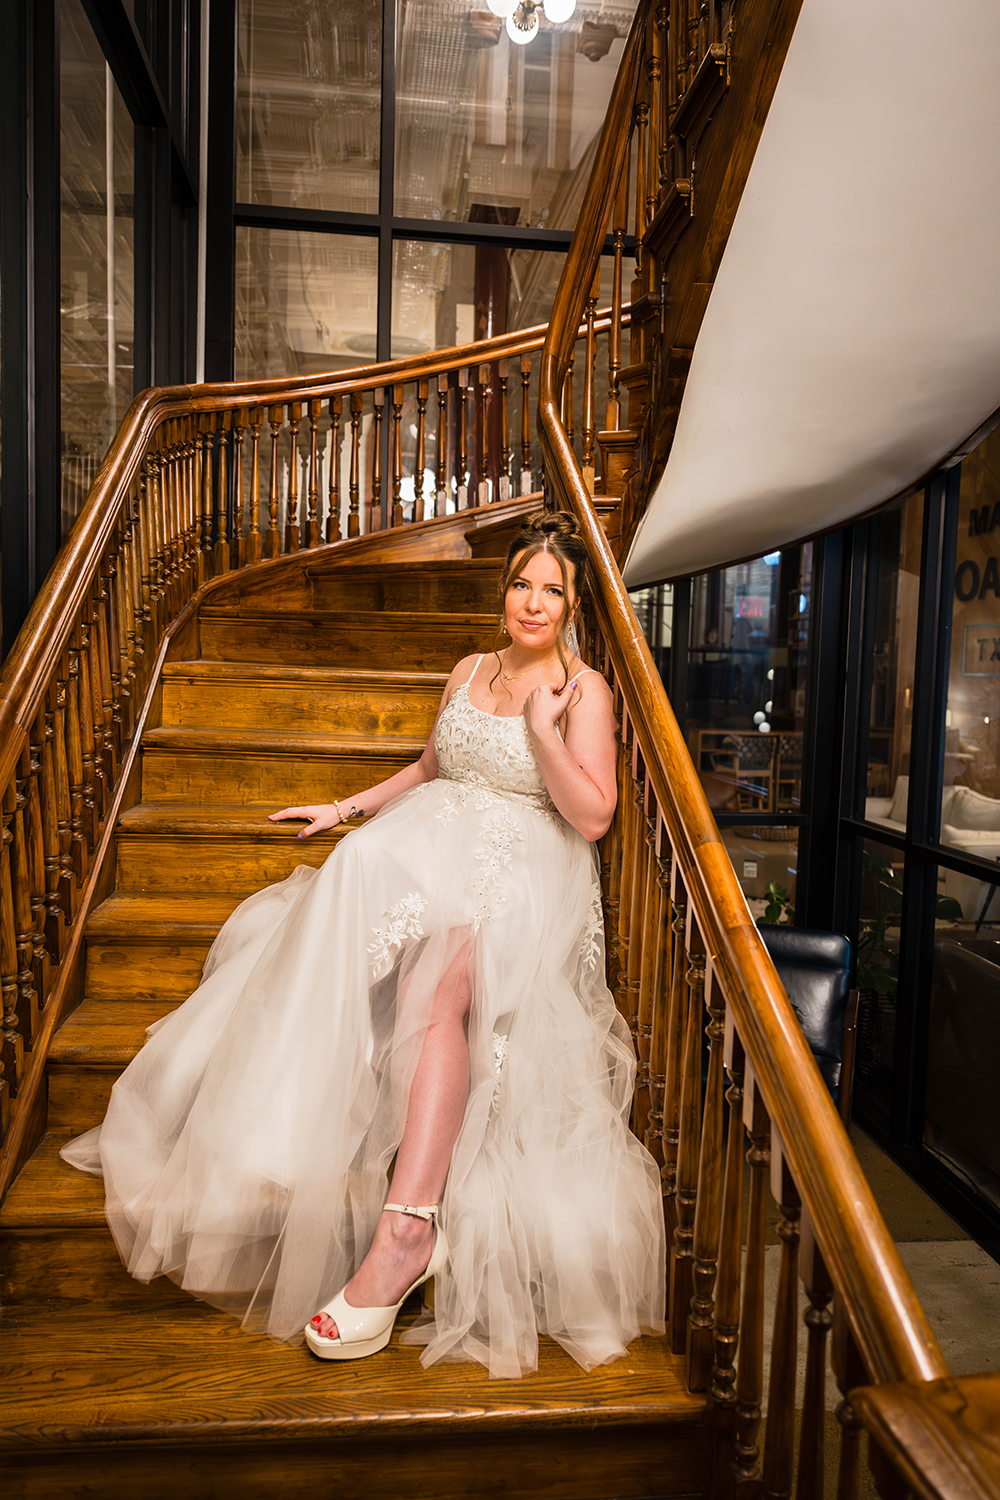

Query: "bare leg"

xmin=312 ymin=943 xmax=472 ymax=1340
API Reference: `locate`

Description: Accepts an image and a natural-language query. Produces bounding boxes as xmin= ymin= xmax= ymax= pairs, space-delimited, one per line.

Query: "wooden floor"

xmin=0 ymin=521 xmax=707 ymax=1499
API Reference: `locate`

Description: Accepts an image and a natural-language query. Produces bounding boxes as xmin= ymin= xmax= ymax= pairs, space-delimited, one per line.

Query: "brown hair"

xmin=490 ymin=510 xmax=589 ymax=695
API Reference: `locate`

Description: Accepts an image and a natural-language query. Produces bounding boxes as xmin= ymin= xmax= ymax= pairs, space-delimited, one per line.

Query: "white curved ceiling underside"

xmin=626 ymin=0 xmax=1000 ymax=586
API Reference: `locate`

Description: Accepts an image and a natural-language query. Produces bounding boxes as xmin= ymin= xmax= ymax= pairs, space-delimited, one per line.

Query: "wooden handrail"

xmin=539 ymin=0 xmax=946 ymax=1408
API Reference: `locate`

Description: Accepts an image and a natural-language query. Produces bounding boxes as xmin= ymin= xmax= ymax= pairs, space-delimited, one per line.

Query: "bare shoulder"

xmin=568 ymin=664 xmax=613 ymax=709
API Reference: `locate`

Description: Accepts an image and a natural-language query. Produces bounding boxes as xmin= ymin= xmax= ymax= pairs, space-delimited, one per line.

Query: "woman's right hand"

xmin=268 ymin=805 xmax=343 ymax=839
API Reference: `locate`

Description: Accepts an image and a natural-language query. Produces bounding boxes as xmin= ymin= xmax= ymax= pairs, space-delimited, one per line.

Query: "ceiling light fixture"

xmin=506 ymin=0 xmax=540 ymax=44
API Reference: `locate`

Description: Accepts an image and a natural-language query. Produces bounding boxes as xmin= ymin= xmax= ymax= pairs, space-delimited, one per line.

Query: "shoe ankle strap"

xmin=382 ymin=1202 xmax=438 ymax=1221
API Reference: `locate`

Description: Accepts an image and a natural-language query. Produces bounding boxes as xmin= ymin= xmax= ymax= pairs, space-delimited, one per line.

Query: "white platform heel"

xmin=304 ymin=1203 xmax=447 ymax=1361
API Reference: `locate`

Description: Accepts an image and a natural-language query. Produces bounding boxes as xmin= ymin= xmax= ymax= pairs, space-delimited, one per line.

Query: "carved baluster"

xmin=457 ymin=368 xmax=469 ymax=508
xmin=687 ymin=963 xmax=727 ymax=1390
xmin=120 ymin=500 xmax=140 ymax=725
xmin=328 ymin=394 xmax=343 ymax=542
xmin=633 ymin=783 xmax=658 ymax=1147
xmin=391 ymin=384 xmax=404 ymax=526
xmin=498 ymin=359 xmax=511 ymax=501
xmin=177 ymin=418 xmax=193 ymax=600
xmin=103 ymin=550 xmax=124 ymax=764
xmin=647 ymin=7 xmax=661 ymax=221
xmin=599 ymin=692 xmax=626 ymax=999
xmin=213 ymin=414 xmax=230 ymax=574
xmin=562 ymin=350 xmax=575 ymax=454
xmin=186 ymin=417 xmax=201 ymax=593
xmin=265 ymin=405 xmax=282 ymax=558
xmin=10 ymin=757 xmax=40 ymax=1049
xmin=156 ymin=428 xmax=174 ymax=615
xmin=1 ymin=778 xmax=21 ymax=1125
xmin=39 ymin=695 xmax=67 ymax=960
xmin=657 ymin=2 xmax=670 ymax=198
xmin=66 ymin=628 xmax=88 ymax=887
xmin=306 ymin=399 xmax=321 ymax=547
xmin=415 ymin=379 xmax=428 ymax=522
xmin=662 ymin=862 xmax=688 ymax=1247
xmin=285 ymin=402 xmax=301 ymax=551
xmin=613 ymin=720 xmax=636 ymax=1026
xmin=347 ymin=392 xmax=362 ymax=538
xmin=645 ymin=816 xmax=672 ymax=1168
xmin=371 ymin=389 xmax=384 ymax=532
xmin=582 ymin=266 xmax=599 ymax=481
xmin=762 ymin=1146 xmax=801 ymax=1500
xmin=832 ymin=1319 xmax=867 ymax=1500
xmin=626 ymin=758 xmax=648 ymax=1108
xmin=51 ymin=667 xmax=77 ymax=926
xmin=77 ymin=613 xmax=99 ymax=850
xmin=24 ymin=727 xmax=49 ymax=1022
xmin=796 ymin=1215 xmax=835 ymax=1500
xmin=198 ymin=416 xmax=214 ymax=583
xmin=635 ymin=98 xmax=649 ymax=273
xmin=520 ymin=353 xmax=532 ymax=493
xmin=83 ymin=595 xmax=107 ymax=820
xmin=478 ymin=364 xmax=490 ymax=504
xmin=669 ymin=913 xmax=704 ymax=1351
xmin=244 ymin=408 xmax=262 ymax=564
xmin=709 ymin=1024 xmax=746 ymax=1499
xmin=436 ymin=374 xmax=449 ymax=514
xmin=93 ymin=570 xmax=116 ymax=788
xmin=607 ymin=151 xmax=629 ymax=432
xmin=733 ymin=1072 xmax=770 ymax=1489
xmin=233 ymin=409 xmax=248 ymax=567
xmin=137 ymin=456 xmax=154 ymax=653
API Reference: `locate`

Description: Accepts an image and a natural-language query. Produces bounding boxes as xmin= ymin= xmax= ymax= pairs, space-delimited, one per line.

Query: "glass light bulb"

xmin=758 ymin=721 xmax=771 ymax=734
xmin=487 ymin=0 xmax=514 ymax=16
xmin=506 ymin=2 xmax=539 ymax=43
xmin=542 ymin=0 xmax=576 ymax=21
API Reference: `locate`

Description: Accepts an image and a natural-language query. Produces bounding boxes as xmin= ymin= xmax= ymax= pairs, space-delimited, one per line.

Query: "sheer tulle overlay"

xmin=61 ymin=677 xmax=666 ymax=1377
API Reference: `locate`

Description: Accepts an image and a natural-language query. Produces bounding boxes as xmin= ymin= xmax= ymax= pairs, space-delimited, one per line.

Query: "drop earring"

xmin=565 ymin=616 xmax=580 ymax=655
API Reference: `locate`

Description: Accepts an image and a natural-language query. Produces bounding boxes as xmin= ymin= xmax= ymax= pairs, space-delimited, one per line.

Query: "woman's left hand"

xmin=522 ymin=679 xmax=578 ymax=740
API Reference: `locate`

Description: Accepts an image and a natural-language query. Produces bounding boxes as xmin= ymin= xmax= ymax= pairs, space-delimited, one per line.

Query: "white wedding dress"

xmin=62 ymin=658 xmax=666 ymax=1377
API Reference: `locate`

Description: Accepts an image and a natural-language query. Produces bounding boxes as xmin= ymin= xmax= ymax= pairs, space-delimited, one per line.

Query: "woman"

xmin=61 ymin=511 xmax=665 ymax=1379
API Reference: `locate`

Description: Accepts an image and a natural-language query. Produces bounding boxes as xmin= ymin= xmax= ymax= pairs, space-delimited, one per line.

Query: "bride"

xmin=61 ymin=510 xmax=666 ymax=1379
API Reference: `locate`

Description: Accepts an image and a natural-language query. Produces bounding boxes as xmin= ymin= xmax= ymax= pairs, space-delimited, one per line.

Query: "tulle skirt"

xmin=61 ymin=777 xmax=666 ymax=1377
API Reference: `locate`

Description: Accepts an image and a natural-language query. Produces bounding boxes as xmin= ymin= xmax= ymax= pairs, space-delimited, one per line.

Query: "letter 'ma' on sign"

xmin=969 ymin=502 xmax=1000 ymax=535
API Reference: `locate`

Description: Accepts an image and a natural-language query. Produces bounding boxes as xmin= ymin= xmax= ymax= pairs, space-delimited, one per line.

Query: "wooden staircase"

xmin=0 ymin=514 xmax=707 ymax=1499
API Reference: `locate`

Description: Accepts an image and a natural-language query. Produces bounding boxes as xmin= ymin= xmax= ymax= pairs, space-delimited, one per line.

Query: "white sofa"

xmin=865 ymin=776 xmax=1000 ymax=920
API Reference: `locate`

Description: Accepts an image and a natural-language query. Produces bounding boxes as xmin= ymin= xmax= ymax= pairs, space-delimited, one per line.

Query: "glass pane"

xmin=727 ymin=826 xmax=798 ymax=923
xmin=863 ymin=494 xmax=923 ymax=822
xmin=60 ymin=0 xmax=135 ymax=537
xmin=940 ymin=428 xmax=1000 ymax=862
xmin=686 ymin=547 xmax=812 ymax=817
xmin=855 ymin=838 xmax=905 ymax=1127
xmin=394 ymin=3 xmax=637 ymax=226
xmin=926 ymin=877 xmax=1000 ymax=1211
xmin=234 ymin=228 xmax=378 ymax=379
xmin=630 ymin=584 xmax=673 ymax=683
xmin=237 ymin=0 xmax=381 ymax=212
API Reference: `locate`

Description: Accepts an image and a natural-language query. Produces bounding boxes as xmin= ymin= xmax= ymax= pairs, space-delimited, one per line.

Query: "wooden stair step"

xmin=159 ymin=661 xmax=448 ymax=734
xmin=0 ymin=1132 xmax=188 ymax=1307
xmin=306 ymin=558 xmax=502 ymax=613
xmin=0 ymin=1293 xmax=706 ymax=1500
xmin=83 ymin=892 xmax=240 ymax=1000
xmin=115 ymin=802 xmax=346 ymax=893
xmin=197 ymin=608 xmax=495 ymax=670
xmin=140 ymin=727 xmax=424 ymax=804
xmin=47 ymin=1001 xmax=178 ymax=1129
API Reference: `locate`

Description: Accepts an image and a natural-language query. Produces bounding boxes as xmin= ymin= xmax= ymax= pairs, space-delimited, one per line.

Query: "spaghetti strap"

xmin=574 ymin=667 xmax=597 ymax=678
xmin=465 ymin=654 xmax=484 ymax=686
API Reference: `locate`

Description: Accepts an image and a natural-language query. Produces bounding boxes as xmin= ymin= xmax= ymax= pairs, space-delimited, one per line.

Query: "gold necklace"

xmin=501 ymin=652 xmax=557 ymax=684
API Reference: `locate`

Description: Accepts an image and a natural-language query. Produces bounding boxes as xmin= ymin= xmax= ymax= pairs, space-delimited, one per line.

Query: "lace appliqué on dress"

xmin=471 ymin=805 xmax=523 ymax=932
xmin=492 ymin=1031 xmax=509 ymax=1106
xmin=579 ymin=884 xmax=604 ymax=973
xmin=368 ymin=893 xmax=427 ymax=978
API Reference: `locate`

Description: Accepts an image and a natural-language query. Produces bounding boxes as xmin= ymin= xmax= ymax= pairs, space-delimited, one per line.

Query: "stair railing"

xmin=0 ymin=304 xmax=633 ymax=1190
xmin=536 ymin=2 xmax=994 ymax=1499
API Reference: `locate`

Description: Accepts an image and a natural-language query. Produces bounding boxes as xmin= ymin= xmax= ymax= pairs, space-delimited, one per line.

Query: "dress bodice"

xmin=434 ymin=681 xmax=553 ymax=808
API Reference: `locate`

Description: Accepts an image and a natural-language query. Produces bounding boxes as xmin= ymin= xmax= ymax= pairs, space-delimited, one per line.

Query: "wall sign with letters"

xmin=962 ymin=624 xmax=1000 ymax=675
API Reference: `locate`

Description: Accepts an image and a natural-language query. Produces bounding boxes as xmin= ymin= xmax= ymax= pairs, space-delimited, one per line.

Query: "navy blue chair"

xmin=757 ymin=925 xmax=859 ymax=1128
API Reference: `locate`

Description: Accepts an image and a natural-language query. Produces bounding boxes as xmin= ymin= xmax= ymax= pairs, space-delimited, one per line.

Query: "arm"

xmin=522 ymin=674 xmax=618 ymax=842
xmin=268 ymin=655 xmax=477 ymax=838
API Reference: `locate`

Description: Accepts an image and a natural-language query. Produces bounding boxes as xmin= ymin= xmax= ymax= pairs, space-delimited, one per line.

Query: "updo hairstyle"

xmin=492 ymin=511 xmax=589 ymax=693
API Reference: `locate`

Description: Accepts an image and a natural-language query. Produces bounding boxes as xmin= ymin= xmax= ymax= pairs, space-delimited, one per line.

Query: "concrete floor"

xmin=850 ymin=1126 xmax=1000 ymax=1378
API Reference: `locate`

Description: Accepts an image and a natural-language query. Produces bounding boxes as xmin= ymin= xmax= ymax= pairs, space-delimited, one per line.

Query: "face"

xmin=503 ymin=548 xmax=575 ymax=653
